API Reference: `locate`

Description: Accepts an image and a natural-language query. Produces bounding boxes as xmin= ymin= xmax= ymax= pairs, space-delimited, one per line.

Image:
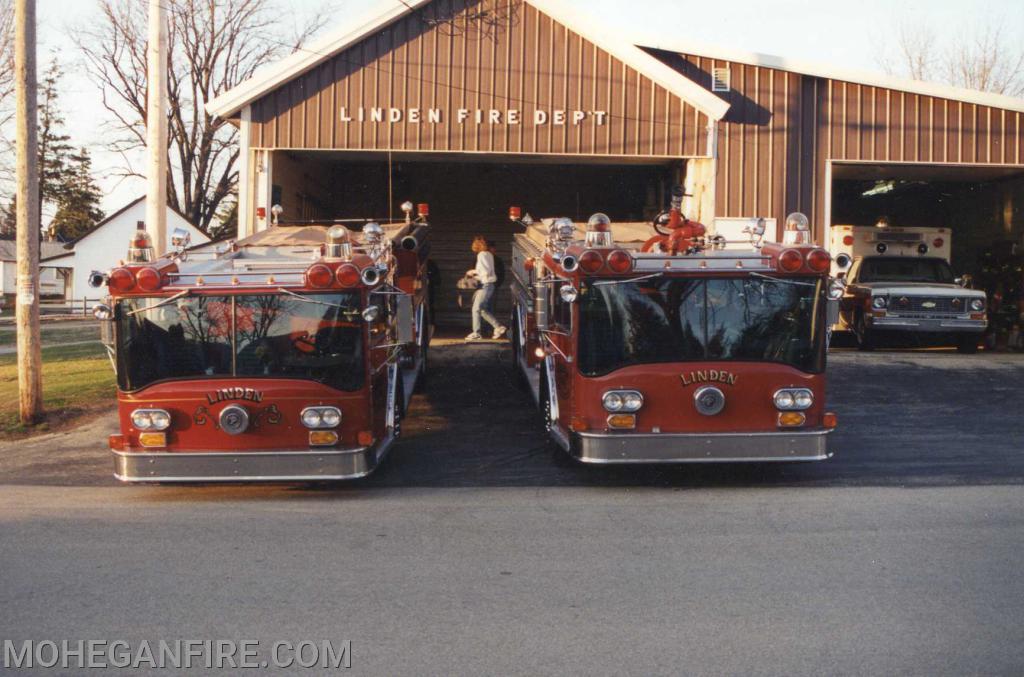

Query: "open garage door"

xmin=829 ymin=162 xmax=1024 ymax=346
xmin=829 ymin=162 xmax=1024 ymax=276
xmin=270 ymin=151 xmax=680 ymax=327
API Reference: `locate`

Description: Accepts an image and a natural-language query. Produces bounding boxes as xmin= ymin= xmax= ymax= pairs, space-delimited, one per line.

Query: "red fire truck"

xmin=509 ymin=191 xmax=841 ymax=464
xmin=92 ymin=202 xmax=433 ymax=482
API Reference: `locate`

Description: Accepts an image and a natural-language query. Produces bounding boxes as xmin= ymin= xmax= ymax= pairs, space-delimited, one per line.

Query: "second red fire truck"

xmin=92 ymin=202 xmax=433 ymax=482
xmin=509 ymin=190 xmax=840 ymax=464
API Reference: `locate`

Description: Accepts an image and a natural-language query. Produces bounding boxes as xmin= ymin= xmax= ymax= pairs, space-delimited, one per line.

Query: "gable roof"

xmin=206 ymin=0 xmax=731 ymax=122
xmin=640 ymin=37 xmax=1024 ymax=114
xmin=62 ymin=196 xmax=205 ymax=249
xmin=0 ymin=240 xmax=67 ymax=261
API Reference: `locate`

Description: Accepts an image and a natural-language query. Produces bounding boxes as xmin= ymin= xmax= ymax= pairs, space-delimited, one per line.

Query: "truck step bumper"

xmin=573 ymin=429 xmax=832 ymax=464
xmin=112 ymin=444 xmax=390 ymax=483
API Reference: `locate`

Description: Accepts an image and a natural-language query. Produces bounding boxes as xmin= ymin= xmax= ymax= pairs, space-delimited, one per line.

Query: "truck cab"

xmin=510 ymin=198 xmax=839 ymax=465
xmin=95 ymin=202 xmax=433 ymax=482
xmin=839 ymin=255 xmax=987 ymax=352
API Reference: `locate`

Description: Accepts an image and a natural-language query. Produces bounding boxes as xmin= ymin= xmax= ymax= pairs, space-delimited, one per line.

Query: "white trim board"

xmin=639 ymin=36 xmax=1024 ymax=114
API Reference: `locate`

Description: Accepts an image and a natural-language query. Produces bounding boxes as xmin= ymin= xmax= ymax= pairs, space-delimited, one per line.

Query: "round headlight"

xmin=301 ymin=409 xmax=323 ymax=428
xmin=559 ymin=284 xmax=578 ymax=303
xmin=793 ymin=390 xmax=813 ymax=409
xmin=320 ymin=408 xmax=341 ymax=427
xmin=131 ymin=410 xmax=153 ymax=430
xmin=970 ymin=298 xmax=985 ymax=312
xmin=872 ymin=296 xmax=888 ymax=309
xmin=773 ymin=391 xmax=795 ymax=410
xmin=602 ymin=392 xmax=624 ymax=412
xmin=621 ymin=392 xmax=643 ymax=412
xmin=148 ymin=410 xmax=171 ymax=430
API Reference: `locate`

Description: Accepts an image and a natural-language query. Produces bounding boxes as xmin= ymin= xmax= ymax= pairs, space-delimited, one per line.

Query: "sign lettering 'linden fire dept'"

xmin=340 ymin=106 xmax=608 ymax=126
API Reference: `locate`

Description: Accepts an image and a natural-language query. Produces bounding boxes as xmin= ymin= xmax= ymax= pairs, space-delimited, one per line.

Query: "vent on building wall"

xmin=711 ymin=67 xmax=731 ymax=92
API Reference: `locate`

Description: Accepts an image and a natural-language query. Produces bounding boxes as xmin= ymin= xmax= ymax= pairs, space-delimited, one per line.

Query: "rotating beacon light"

xmin=782 ymin=212 xmax=811 ymax=245
xmin=585 ymin=213 xmax=614 ymax=248
xmin=325 ymin=225 xmax=353 ymax=261
xmin=127 ymin=228 xmax=156 ymax=263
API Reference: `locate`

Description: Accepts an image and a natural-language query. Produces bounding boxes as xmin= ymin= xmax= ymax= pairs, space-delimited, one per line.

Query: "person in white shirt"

xmin=465 ymin=236 xmax=507 ymax=341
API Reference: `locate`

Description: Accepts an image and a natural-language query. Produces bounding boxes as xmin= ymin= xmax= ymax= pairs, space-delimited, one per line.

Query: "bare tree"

xmin=944 ymin=23 xmax=1024 ymax=97
xmin=878 ymin=15 xmax=1024 ymax=97
xmin=75 ymin=0 xmax=325 ymax=232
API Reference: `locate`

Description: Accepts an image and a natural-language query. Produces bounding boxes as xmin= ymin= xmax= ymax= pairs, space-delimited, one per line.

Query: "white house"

xmin=0 ymin=240 xmax=68 ymax=299
xmin=43 ymin=197 xmax=210 ymax=301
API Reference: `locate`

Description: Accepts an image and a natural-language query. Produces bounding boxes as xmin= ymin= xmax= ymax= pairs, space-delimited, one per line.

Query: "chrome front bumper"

xmin=112 ymin=444 xmax=388 ymax=483
xmin=869 ymin=316 xmax=986 ymax=333
xmin=573 ymin=429 xmax=832 ymax=464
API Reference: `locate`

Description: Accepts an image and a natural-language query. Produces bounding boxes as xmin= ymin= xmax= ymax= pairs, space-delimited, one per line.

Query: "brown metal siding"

xmin=250 ymin=0 xmax=705 ymax=158
xmin=653 ymin=51 xmax=1024 ymax=239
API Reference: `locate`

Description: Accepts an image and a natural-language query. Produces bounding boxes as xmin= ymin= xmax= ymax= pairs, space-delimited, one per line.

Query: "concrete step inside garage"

xmin=267 ymin=151 xmax=680 ymax=328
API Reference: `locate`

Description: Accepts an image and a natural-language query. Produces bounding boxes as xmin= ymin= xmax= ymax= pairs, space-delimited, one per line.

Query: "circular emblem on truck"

xmin=219 ymin=404 xmax=250 ymax=435
xmin=693 ymin=386 xmax=726 ymax=416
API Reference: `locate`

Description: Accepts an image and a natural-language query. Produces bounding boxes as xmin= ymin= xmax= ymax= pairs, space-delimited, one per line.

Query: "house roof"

xmin=0 ymin=240 xmax=67 ymax=261
xmin=62 ymin=196 xmax=204 ymax=250
xmin=639 ymin=37 xmax=1024 ymax=114
xmin=206 ymin=0 xmax=731 ymax=122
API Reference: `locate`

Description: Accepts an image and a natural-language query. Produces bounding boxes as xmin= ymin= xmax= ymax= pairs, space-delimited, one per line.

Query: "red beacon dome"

xmin=127 ymin=229 xmax=155 ymax=263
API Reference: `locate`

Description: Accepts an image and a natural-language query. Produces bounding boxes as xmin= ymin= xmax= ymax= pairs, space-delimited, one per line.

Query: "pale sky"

xmin=34 ymin=0 xmax=1024 ymax=218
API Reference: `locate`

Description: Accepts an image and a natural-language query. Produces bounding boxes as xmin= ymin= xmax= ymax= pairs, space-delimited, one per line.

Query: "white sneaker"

xmin=465 ymin=332 xmax=483 ymax=341
xmin=492 ymin=326 xmax=508 ymax=340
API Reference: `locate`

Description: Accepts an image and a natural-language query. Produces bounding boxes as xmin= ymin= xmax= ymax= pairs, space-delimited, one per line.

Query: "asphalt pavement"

xmin=1 ymin=343 xmax=1023 ymax=675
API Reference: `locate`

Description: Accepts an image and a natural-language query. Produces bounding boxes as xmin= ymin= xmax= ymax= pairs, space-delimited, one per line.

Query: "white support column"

xmin=237 ymin=105 xmax=252 ymax=238
xmin=253 ymin=149 xmax=273 ymax=233
xmin=706 ymin=121 xmax=719 ymax=224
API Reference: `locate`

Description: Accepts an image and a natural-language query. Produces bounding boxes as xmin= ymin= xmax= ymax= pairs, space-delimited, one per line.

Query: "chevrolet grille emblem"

xmin=922 ymin=301 xmax=937 ymax=309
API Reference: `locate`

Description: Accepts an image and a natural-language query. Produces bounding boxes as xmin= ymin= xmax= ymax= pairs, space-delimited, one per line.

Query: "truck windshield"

xmin=858 ymin=257 xmax=954 ymax=284
xmin=115 ymin=293 xmax=364 ymax=392
xmin=578 ymin=276 xmax=826 ymax=376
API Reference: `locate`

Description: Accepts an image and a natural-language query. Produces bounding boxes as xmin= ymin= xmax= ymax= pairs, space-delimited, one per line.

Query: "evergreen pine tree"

xmin=37 ymin=58 xmax=73 ymax=223
xmin=50 ymin=148 xmax=105 ymax=241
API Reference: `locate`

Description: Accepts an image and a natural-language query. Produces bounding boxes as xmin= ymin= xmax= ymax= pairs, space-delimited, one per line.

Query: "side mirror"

xmin=955 ymin=275 xmax=973 ymax=288
xmin=395 ymin=295 xmax=414 ymax=344
xmin=827 ymin=298 xmax=840 ymax=326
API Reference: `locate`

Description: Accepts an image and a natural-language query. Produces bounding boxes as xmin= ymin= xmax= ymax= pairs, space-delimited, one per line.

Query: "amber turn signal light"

xmin=138 ymin=432 xmax=167 ymax=448
xmin=607 ymin=414 xmax=637 ymax=429
xmin=777 ymin=412 xmax=806 ymax=428
xmin=309 ymin=431 xmax=339 ymax=447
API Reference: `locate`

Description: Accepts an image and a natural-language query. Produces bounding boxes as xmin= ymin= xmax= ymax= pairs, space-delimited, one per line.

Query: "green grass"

xmin=0 ymin=341 xmax=116 ymax=435
xmin=0 ymin=322 xmax=101 ymax=348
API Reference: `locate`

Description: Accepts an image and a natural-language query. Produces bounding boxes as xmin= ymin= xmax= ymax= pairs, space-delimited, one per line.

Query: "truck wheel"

xmin=855 ymin=312 xmax=875 ymax=352
xmin=956 ymin=336 xmax=979 ymax=354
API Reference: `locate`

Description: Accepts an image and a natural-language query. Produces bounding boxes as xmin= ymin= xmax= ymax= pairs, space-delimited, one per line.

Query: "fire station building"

xmin=208 ymin=0 xmax=1024 ymax=323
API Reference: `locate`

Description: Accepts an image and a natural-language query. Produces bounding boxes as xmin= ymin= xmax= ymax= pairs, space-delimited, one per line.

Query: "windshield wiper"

xmin=276 ymin=288 xmax=360 ymax=314
xmin=749 ymin=272 xmax=817 ymax=287
xmin=125 ymin=290 xmax=191 ymax=317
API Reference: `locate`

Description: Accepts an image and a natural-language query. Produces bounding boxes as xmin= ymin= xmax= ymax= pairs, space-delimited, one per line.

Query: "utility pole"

xmin=145 ymin=0 xmax=168 ymax=254
xmin=15 ymin=0 xmax=41 ymax=424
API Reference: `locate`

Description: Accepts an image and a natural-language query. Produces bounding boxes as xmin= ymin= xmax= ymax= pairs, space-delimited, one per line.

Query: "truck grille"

xmin=891 ymin=296 xmax=964 ymax=316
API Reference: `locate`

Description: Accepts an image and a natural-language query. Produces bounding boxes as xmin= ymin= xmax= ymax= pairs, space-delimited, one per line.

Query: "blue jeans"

xmin=472 ymin=283 xmax=500 ymax=333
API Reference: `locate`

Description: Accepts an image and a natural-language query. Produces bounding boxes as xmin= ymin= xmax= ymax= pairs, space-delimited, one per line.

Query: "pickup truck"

xmin=839 ymin=255 xmax=987 ymax=353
